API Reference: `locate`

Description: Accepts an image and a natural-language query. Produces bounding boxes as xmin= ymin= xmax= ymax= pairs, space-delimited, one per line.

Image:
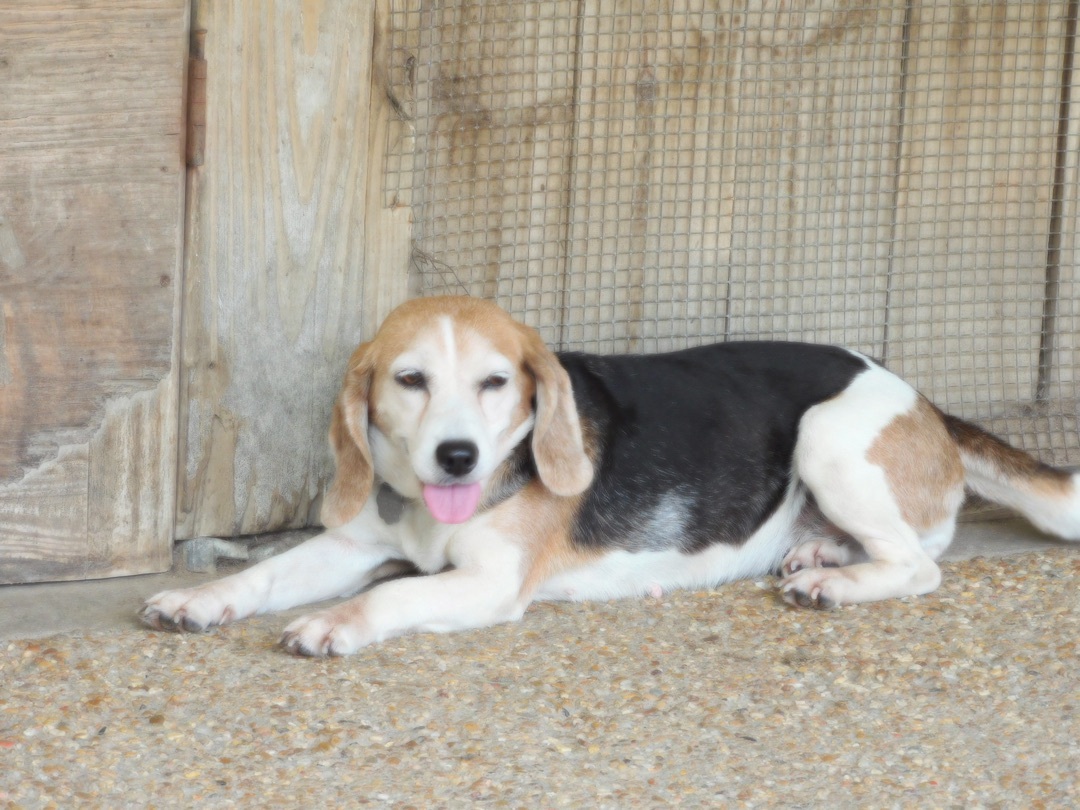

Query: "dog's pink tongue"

xmin=422 ymin=483 xmax=483 ymax=524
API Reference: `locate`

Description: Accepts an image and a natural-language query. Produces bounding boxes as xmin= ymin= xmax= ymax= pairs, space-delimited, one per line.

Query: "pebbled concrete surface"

xmin=1 ymin=520 xmax=1077 ymax=807
xmin=0 ymin=518 xmax=1071 ymax=642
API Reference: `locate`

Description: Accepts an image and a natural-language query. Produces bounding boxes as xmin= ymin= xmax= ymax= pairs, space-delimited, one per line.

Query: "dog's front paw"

xmin=140 ymin=585 xmax=241 ymax=633
xmin=280 ymin=608 xmax=371 ymax=657
xmin=779 ymin=568 xmax=846 ymax=610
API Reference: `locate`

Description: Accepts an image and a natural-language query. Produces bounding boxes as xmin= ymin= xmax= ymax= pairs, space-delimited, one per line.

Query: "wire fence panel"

xmin=386 ymin=0 xmax=1080 ymax=465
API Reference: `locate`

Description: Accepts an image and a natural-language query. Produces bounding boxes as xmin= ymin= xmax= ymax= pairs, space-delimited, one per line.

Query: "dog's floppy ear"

xmin=321 ymin=343 xmax=375 ymax=528
xmin=523 ymin=329 xmax=594 ymax=497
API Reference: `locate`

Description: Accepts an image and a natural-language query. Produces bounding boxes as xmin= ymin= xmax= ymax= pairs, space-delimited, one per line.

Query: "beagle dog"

xmin=142 ymin=296 xmax=1080 ymax=656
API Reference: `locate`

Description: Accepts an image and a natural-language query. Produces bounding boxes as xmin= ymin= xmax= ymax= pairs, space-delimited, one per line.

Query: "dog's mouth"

xmin=422 ymin=482 xmax=483 ymax=524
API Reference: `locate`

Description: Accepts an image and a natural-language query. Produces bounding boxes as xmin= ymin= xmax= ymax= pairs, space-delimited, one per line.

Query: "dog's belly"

xmin=534 ymin=482 xmax=806 ymax=601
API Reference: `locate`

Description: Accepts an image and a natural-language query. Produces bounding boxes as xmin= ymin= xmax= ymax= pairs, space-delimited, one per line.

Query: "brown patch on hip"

xmin=867 ymin=397 xmax=965 ymax=531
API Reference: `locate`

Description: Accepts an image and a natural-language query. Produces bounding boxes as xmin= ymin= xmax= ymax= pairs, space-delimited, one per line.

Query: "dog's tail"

xmin=941 ymin=413 xmax=1080 ymax=540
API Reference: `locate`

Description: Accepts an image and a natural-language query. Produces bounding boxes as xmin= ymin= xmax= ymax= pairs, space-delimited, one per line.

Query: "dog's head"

xmin=321 ymin=296 xmax=594 ymax=527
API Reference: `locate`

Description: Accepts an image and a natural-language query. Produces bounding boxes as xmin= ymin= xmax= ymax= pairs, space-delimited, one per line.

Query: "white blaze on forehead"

xmin=444 ymin=318 xmax=516 ymax=380
xmin=438 ymin=316 xmax=457 ymax=376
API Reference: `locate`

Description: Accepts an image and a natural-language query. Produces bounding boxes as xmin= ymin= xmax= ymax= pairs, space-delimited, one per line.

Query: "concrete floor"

xmin=2 ymin=518 xmax=1079 ymax=807
xmin=0 ymin=518 xmax=1073 ymax=642
xmin=2 ymin=519 xmax=1078 ymax=807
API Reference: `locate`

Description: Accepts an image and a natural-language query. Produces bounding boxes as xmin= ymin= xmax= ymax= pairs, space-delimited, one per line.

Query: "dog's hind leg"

xmin=781 ymin=502 xmax=867 ymax=575
xmin=779 ymin=365 xmax=965 ymax=609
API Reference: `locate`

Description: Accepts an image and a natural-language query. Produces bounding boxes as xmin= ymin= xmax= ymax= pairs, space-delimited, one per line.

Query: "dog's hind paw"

xmin=782 ymin=537 xmax=863 ymax=576
xmin=778 ymin=568 xmax=843 ymax=610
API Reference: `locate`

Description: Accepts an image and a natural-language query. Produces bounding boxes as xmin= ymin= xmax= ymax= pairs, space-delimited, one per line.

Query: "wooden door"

xmin=0 ymin=1 xmax=190 ymax=583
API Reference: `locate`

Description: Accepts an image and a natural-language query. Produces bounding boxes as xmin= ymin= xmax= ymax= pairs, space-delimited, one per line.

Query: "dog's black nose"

xmin=435 ymin=440 xmax=479 ymax=477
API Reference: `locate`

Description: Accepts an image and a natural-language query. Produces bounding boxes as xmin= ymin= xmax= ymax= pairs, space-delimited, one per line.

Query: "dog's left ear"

xmin=321 ymin=343 xmax=376 ymax=528
xmin=522 ymin=328 xmax=594 ymax=497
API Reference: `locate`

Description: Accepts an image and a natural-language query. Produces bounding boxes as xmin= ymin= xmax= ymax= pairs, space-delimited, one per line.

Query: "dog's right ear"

xmin=522 ymin=328 xmax=594 ymax=497
xmin=321 ymin=343 xmax=375 ymax=528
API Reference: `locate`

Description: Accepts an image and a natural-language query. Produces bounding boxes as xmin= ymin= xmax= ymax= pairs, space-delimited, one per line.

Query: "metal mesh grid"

xmin=386 ymin=0 xmax=1080 ymax=465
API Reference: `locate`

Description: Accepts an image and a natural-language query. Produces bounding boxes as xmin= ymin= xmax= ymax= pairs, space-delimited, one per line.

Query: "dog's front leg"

xmin=280 ymin=538 xmax=526 ymax=656
xmin=141 ymin=513 xmax=400 ymax=633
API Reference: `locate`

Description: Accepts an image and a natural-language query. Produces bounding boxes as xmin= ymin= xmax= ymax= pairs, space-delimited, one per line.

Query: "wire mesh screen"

xmin=385 ymin=0 xmax=1080 ymax=466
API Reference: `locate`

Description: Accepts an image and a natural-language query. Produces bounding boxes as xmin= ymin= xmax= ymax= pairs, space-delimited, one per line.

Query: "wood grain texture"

xmin=176 ymin=0 xmax=411 ymax=539
xmin=563 ymin=0 xmax=737 ymax=352
xmin=397 ymin=0 xmax=580 ymax=346
xmin=364 ymin=0 xmax=415 ymax=335
xmin=887 ymin=0 xmax=1068 ymax=450
xmin=723 ymin=0 xmax=905 ymax=354
xmin=1043 ymin=9 xmax=1080 ymax=466
xmin=0 ymin=1 xmax=187 ymax=583
xmin=562 ymin=0 xmax=905 ymax=353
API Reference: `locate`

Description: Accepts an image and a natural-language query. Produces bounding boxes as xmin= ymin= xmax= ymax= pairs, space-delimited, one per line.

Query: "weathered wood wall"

xmin=8 ymin=0 xmax=1074 ymax=578
xmin=889 ymin=0 xmax=1066 ymax=448
xmin=1044 ymin=1 xmax=1080 ymax=456
xmin=0 ymin=1 xmax=189 ymax=583
xmin=389 ymin=0 xmax=580 ymax=345
xmin=391 ymin=0 xmax=1080 ymax=465
xmin=175 ymin=0 xmax=411 ymax=540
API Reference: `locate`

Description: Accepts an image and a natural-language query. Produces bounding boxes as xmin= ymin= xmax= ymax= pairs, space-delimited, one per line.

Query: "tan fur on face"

xmin=405 ymin=300 xmax=593 ymax=498
xmin=321 ymin=296 xmax=594 ymax=527
xmin=867 ymin=397 xmax=964 ymax=531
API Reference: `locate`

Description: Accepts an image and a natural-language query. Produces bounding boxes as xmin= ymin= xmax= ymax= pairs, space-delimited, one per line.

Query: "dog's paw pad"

xmin=140 ymin=589 xmax=234 ymax=633
xmin=782 ymin=538 xmax=852 ymax=576
xmin=280 ymin=613 xmax=367 ymax=657
xmin=779 ymin=570 xmax=842 ymax=610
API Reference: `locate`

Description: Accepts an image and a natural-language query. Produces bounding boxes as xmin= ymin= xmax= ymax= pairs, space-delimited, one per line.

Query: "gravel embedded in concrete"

xmin=2 ymin=550 xmax=1078 ymax=807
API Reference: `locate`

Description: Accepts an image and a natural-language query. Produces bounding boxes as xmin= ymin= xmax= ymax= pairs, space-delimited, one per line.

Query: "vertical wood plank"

xmin=564 ymin=0 xmax=739 ymax=353
xmin=1044 ymin=1 xmax=1080 ymax=466
xmin=396 ymin=0 xmax=580 ymax=345
xmin=563 ymin=0 xmax=905 ymax=354
xmin=87 ymin=381 xmax=178 ymax=573
xmin=888 ymin=0 xmax=1069 ymax=451
xmin=725 ymin=0 xmax=906 ymax=354
xmin=363 ymin=0 xmax=414 ymax=336
xmin=177 ymin=0 xmax=411 ymax=539
xmin=0 ymin=1 xmax=188 ymax=583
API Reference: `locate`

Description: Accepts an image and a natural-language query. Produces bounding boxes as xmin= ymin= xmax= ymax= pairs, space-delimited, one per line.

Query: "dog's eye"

xmin=394 ymin=370 xmax=427 ymax=390
xmin=480 ymin=373 xmax=509 ymax=391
